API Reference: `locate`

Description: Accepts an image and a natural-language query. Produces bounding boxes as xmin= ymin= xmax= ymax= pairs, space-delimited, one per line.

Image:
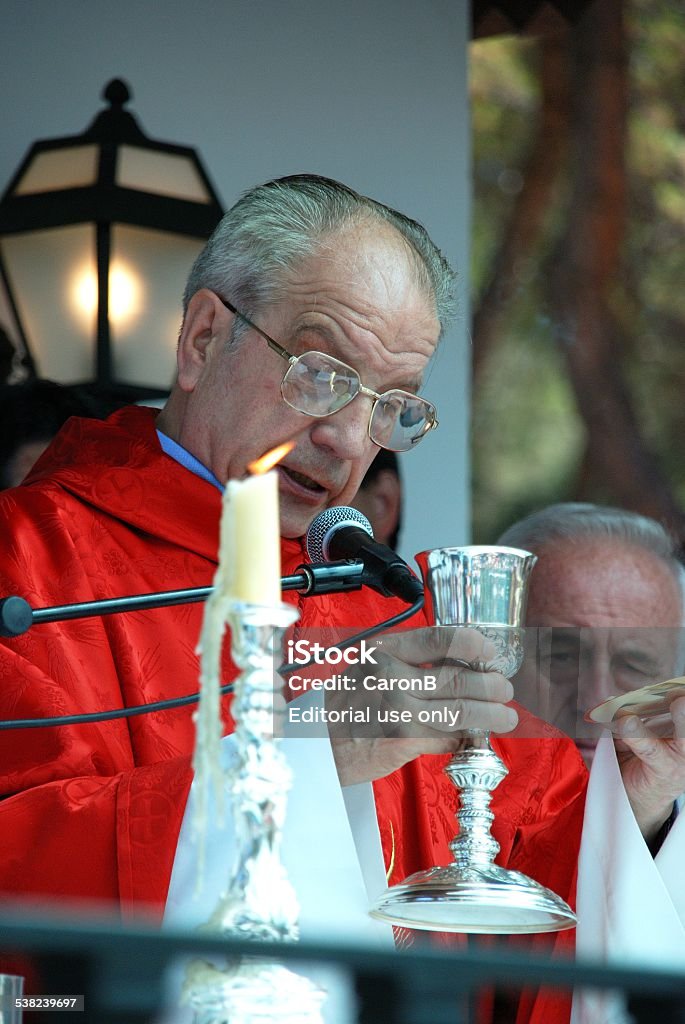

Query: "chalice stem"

xmin=446 ymin=729 xmax=507 ymax=870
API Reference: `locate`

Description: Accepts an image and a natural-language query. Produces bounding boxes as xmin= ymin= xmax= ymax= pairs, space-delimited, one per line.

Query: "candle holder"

xmin=183 ymin=601 xmax=326 ymax=1023
xmin=370 ymin=547 xmax=577 ymax=935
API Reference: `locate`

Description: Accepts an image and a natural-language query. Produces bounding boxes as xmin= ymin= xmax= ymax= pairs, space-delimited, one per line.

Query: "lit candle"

xmin=221 ymin=442 xmax=293 ymax=606
xmin=193 ymin=440 xmax=294 ymax=864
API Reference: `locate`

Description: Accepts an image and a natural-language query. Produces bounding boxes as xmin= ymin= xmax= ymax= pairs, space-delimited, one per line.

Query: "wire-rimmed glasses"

xmin=218 ymin=296 xmax=438 ymax=452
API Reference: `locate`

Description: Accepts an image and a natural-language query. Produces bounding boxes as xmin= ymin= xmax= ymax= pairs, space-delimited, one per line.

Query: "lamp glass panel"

xmin=14 ymin=146 xmax=99 ymax=195
xmin=117 ymin=146 xmax=213 ymax=203
xmin=110 ymin=223 xmax=205 ymax=389
xmin=0 ymin=224 xmax=95 ymax=382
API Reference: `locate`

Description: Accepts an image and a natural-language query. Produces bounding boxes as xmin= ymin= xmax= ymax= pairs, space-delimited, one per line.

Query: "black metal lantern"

xmin=0 ymin=79 xmax=224 ymax=399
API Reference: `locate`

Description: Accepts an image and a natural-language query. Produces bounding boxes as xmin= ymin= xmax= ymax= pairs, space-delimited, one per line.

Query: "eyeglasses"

xmin=218 ymin=297 xmax=439 ymax=452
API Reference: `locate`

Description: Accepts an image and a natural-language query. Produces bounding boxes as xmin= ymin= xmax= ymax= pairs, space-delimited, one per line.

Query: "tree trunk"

xmin=544 ymin=0 xmax=685 ymax=543
xmin=472 ymin=30 xmax=571 ymax=383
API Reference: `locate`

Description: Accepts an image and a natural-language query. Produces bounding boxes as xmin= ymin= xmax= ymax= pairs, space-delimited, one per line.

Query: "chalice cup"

xmin=370 ymin=546 xmax=577 ymax=934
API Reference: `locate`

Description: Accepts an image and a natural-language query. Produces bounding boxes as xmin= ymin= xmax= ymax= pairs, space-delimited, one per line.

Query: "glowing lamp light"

xmin=71 ymin=261 xmax=142 ymax=329
xmin=0 ymin=79 xmax=224 ymax=399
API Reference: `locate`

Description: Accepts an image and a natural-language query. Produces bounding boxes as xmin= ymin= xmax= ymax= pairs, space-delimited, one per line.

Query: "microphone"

xmin=305 ymin=506 xmax=424 ymax=604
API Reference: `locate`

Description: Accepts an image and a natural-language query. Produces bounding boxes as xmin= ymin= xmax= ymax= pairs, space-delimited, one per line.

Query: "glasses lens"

xmin=370 ymin=391 xmax=436 ymax=452
xmin=282 ymin=351 xmax=360 ymax=416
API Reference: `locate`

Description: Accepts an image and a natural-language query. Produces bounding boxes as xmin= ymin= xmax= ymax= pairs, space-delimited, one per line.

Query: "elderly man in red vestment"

xmin=0 ymin=175 xmax=682 ymax=1023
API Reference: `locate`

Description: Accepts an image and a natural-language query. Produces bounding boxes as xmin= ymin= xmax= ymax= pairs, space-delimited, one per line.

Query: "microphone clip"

xmin=295 ymin=560 xmax=365 ymax=596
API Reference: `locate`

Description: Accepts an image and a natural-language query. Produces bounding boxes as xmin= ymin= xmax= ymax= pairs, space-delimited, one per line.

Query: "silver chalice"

xmin=370 ymin=546 xmax=577 ymax=934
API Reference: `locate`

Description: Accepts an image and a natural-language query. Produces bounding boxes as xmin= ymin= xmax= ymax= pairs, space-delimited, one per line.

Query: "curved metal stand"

xmin=183 ymin=601 xmax=325 ymax=1023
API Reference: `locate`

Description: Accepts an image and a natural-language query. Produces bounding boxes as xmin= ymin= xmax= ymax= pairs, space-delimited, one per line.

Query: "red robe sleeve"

xmin=0 ymin=757 xmax=192 ymax=917
xmin=0 ymin=410 xmax=228 ymax=917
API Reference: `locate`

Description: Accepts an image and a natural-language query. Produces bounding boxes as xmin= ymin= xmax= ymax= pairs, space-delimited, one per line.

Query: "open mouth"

xmin=280 ymin=466 xmax=325 ymax=493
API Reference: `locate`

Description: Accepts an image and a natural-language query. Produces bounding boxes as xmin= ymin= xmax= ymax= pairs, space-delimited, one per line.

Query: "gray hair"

xmin=498 ymin=502 xmax=685 ymax=618
xmin=183 ymin=174 xmax=457 ymax=338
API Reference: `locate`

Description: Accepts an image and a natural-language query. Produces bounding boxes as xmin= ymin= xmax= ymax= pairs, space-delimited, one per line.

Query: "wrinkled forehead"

xmin=529 ymin=537 xmax=684 ymax=629
xmin=278 ymin=219 xmax=440 ymax=322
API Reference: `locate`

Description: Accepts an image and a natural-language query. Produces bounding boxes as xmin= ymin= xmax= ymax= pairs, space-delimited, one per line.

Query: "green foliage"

xmin=470 ymin=3 xmax=685 ymax=542
xmin=470 ymin=36 xmax=540 ymax=289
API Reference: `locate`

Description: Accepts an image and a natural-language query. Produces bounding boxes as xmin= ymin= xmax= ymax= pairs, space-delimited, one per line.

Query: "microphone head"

xmin=306 ymin=505 xmax=373 ymax=562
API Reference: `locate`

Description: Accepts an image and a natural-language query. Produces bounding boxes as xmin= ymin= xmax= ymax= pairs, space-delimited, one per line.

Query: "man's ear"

xmin=369 ymin=469 xmax=402 ymax=548
xmin=176 ymin=289 xmax=233 ymax=392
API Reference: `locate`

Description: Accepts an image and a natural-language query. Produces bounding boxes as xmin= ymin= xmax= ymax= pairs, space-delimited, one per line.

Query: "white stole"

xmin=572 ymin=733 xmax=685 ymax=1023
xmin=159 ymin=692 xmax=392 ymax=1023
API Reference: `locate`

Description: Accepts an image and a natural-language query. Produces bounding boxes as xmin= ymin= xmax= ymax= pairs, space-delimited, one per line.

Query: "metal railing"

xmin=0 ymin=905 xmax=683 ymax=1023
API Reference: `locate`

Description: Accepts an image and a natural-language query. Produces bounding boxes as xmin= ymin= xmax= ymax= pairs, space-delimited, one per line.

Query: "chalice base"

xmin=369 ymin=864 xmax=577 ymax=934
xmin=184 ymin=958 xmax=326 ymax=1024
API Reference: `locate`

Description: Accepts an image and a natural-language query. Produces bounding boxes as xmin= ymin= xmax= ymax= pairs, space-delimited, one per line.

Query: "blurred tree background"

xmin=469 ymin=0 xmax=685 ymax=548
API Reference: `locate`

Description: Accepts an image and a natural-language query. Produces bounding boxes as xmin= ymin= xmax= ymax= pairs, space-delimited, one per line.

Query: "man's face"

xmin=173 ymin=221 xmax=440 ymax=538
xmin=516 ymin=537 xmax=683 ymax=765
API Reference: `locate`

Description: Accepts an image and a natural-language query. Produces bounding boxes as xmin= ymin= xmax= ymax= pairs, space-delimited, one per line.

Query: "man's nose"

xmin=309 ymin=398 xmax=372 ymax=460
xmin=578 ymin=660 xmax=615 ymax=718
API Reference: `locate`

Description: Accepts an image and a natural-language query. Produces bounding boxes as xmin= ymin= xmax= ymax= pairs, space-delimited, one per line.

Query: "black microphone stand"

xmin=0 ymin=563 xmax=424 ymax=729
xmin=0 ymin=562 xmax=367 ymax=638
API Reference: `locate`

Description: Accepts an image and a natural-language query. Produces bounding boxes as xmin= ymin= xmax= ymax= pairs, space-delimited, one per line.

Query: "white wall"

xmin=0 ymin=0 xmax=471 ymax=565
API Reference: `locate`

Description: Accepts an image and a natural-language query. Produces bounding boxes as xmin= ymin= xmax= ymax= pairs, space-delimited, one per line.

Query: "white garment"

xmin=571 ymin=733 xmax=685 ymax=1024
xmin=162 ymin=716 xmax=685 ymax=1023
xmin=159 ymin=692 xmax=392 ymax=1024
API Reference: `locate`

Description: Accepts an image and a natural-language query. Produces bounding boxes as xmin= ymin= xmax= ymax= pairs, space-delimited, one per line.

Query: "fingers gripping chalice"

xmin=370 ymin=546 xmax=577 ymax=934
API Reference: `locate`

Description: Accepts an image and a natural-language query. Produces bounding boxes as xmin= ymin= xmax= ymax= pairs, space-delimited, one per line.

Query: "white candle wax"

xmin=223 ymin=468 xmax=281 ymax=606
xmin=192 ymin=452 xmax=286 ymax=870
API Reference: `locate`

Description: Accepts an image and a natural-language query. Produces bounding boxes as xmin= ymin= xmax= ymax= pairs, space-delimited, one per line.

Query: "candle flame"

xmin=248 ymin=441 xmax=295 ymax=476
